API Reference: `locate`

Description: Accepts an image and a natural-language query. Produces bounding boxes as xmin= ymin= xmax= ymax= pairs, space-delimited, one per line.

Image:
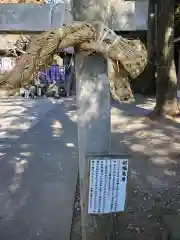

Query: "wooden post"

xmin=73 ymin=0 xmax=111 ymax=239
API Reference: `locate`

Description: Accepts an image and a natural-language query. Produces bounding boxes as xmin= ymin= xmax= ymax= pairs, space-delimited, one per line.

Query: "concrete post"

xmin=75 ymin=53 xmax=111 ymax=240
xmin=73 ymin=0 xmax=111 ymax=238
xmin=0 ymin=3 xmax=72 ymax=31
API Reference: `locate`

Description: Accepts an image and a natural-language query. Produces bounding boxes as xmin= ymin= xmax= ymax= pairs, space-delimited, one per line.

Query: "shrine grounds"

xmin=0 ymin=96 xmax=180 ymax=239
xmin=71 ymin=95 xmax=180 ymax=240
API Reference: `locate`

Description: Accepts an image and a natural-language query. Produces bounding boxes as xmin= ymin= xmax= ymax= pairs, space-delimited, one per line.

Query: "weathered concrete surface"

xmin=111 ymin=0 xmax=148 ymax=31
xmin=73 ymin=0 xmax=148 ymax=30
xmin=75 ymin=53 xmax=110 ymax=240
xmin=0 ymin=1 xmax=148 ymax=32
xmin=73 ymin=0 xmax=110 ymax=24
xmin=0 ymin=98 xmax=78 ymax=240
xmin=74 ymin=0 xmax=110 ymax=237
xmin=75 ymin=54 xmax=110 ymax=155
xmin=0 ymin=3 xmax=72 ymax=31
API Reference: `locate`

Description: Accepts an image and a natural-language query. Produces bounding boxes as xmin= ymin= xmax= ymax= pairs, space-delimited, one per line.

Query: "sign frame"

xmin=86 ymin=154 xmax=130 ymax=216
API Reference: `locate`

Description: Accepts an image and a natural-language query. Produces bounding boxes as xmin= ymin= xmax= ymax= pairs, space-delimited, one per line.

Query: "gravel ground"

xmin=71 ymin=97 xmax=180 ymax=240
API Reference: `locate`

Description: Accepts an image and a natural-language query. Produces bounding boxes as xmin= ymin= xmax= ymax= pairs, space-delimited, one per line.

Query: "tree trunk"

xmin=151 ymin=0 xmax=179 ymax=118
xmin=142 ymin=0 xmax=156 ymax=94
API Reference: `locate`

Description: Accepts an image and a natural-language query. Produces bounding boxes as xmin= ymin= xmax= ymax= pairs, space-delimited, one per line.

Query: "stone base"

xmin=162 ymin=215 xmax=180 ymax=240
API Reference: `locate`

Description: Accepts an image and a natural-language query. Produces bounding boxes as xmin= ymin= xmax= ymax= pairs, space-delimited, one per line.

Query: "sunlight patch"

xmin=66 ymin=143 xmax=75 ymax=147
xmin=51 ymin=120 xmax=62 ymax=129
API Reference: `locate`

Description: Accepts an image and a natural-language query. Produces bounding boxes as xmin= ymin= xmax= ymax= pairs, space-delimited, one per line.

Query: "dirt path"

xmin=71 ymin=96 xmax=180 ymax=239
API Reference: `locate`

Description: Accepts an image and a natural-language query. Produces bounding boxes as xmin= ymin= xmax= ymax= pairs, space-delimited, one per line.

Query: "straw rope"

xmin=0 ymin=21 xmax=147 ymax=102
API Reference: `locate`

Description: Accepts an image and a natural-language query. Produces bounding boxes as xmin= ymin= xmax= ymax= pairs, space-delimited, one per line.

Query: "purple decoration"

xmin=39 ymin=65 xmax=66 ymax=84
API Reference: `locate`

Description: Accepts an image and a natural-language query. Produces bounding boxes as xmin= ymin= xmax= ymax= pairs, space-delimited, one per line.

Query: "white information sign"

xmin=88 ymin=158 xmax=128 ymax=214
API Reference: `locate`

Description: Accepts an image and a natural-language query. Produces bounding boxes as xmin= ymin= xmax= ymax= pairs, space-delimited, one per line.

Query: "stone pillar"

xmin=75 ymin=53 xmax=111 ymax=240
xmin=73 ymin=0 xmax=111 ymax=239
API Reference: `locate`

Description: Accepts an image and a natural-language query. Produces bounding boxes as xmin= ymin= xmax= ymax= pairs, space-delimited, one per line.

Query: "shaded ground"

xmin=71 ymin=95 xmax=180 ymax=240
xmin=0 ymin=97 xmax=78 ymax=240
xmin=0 ymin=97 xmax=56 ymax=139
xmin=1 ymin=95 xmax=180 ymax=239
xmin=0 ymin=97 xmax=57 ymax=168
